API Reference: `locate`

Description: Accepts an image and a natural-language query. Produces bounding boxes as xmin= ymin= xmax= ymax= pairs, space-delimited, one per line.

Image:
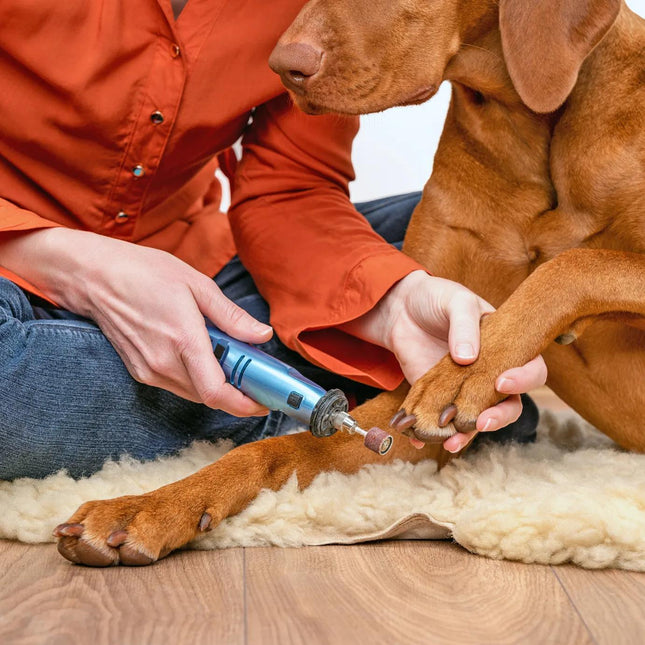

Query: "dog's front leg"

xmin=55 ymin=386 xmax=447 ymax=566
xmin=394 ymin=248 xmax=645 ymax=444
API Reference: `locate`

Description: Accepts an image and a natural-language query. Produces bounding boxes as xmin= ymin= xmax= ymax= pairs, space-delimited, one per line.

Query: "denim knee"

xmin=0 ymin=278 xmax=34 ymax=324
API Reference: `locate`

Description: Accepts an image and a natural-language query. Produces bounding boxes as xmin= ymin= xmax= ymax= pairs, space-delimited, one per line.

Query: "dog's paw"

xmin=390 ymin=353 xmax=504 ymax=443
xmin=53 ymin=493 xmax=214 ymax=567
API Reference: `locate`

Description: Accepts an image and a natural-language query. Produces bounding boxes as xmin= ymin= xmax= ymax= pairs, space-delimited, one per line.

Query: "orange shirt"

xmin=0 ymin=0 xmax=422 ymax=389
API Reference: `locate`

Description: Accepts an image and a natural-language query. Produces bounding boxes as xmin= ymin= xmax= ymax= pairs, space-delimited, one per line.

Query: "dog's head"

xmin=269 ymin=0 xmax=621 ymax=115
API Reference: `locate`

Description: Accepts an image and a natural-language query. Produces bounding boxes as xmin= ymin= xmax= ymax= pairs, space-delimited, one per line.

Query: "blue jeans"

xmin=0 ymin=193 xmax=421 ymax=479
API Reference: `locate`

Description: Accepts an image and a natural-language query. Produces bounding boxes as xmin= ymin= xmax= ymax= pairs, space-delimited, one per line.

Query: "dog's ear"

xmin=499 ymin=0 xmax=621 ymax=113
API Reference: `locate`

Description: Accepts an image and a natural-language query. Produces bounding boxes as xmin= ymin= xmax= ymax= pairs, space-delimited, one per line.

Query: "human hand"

xmin=341 ymin=270 xmax=547 ymax=451
xmin=2 ymin=228 xmax=273 ymax=416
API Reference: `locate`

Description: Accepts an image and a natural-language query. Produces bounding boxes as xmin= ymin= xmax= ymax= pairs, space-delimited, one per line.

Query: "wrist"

xmin=339 ymin=269 xmax=428 ymax=352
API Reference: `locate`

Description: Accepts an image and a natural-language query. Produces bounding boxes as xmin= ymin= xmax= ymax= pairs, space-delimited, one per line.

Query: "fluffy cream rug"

xmin=2 ymin=410 xmax=644 ymax=571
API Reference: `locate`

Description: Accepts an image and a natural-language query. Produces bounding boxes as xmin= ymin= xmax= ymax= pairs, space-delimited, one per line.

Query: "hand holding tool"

xmin=206 ymin=321 xmax=392 ymax=455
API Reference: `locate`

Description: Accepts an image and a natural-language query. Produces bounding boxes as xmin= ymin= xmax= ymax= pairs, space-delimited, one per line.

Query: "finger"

xmin=476 ymin=394 xmax=524 ymax=432
xmin=192 ymin=278 xmax=272 ymax=344
xmin=101 ymin=327 xmax=201 ymax=401
xmin=179 ymin=321 xmax=270 ymax=416
xmin=443 ymin=430 xmax=478 ymax=453
xmin=496 ymin=356 xmax=548 ymax=394
xmin=408 ymin=436 xmax=426 ymax=449
xmin=157 ymin=374 xmax=268 ymax=416
xmin=205 ymin=382 xmax=271 ymax=417
xmin=447 ymin=288 xmax=495 ymax=365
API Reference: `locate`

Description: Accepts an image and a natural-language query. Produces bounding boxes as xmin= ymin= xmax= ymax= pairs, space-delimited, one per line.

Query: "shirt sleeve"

xmin=228 ymin=94 xmax=424 ymax=390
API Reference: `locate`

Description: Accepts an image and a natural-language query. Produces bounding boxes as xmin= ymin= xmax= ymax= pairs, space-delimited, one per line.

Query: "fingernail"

xmin=455 ymin=343 xmax=475 ymax=360
xmin=482 ymin=419 xmax=494 ymax=432
xmin=497 ymin=377 xmax=513 ymax=392
xmin=447 ymin=443 xmax=462 ymax=454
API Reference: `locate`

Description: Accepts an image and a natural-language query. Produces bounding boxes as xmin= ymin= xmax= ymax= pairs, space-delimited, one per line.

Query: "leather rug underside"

xmin=2 ymin=410 xmax=644 ymax=571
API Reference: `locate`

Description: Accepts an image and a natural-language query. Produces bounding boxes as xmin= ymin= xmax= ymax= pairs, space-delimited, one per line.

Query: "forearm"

xmin=0 ymin=227 xmax=103 ymax=314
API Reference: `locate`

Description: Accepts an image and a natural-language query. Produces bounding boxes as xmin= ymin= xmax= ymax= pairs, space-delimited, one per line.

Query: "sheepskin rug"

xmin=2 ymin=410 xmax=645 ymax=571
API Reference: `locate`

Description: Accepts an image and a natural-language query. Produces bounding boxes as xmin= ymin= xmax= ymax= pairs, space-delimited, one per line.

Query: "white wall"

xmin=350 ymin=0 xmax=645 ymax=202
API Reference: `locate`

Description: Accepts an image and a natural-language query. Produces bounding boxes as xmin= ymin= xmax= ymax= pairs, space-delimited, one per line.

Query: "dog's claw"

xmin=53 ymin=523 xmax=84 ymax=538
xmin=439 ymin=405 xmax=458 ymax=428
xmin=390 ymin=409 xmax=407 ymax=427
xmin=392 ymin=413 xmax=417 ymax=433
xmin=198 ymin=512 xmax=212 ymax=532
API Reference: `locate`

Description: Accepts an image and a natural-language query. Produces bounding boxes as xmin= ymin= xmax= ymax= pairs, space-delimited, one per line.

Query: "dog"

xmin=54 ymin=0 xmax=645 ymax=565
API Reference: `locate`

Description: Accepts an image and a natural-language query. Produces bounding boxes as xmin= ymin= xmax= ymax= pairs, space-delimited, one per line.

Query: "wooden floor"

xmin=1 ymin=388 xmax=644 ymax=645
xmin=1 ymin=540 xmax=645 ymax=645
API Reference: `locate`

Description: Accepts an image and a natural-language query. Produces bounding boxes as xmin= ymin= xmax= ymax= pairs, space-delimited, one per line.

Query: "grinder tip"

xmin=364 ymin=427 xmax=393 ymax=456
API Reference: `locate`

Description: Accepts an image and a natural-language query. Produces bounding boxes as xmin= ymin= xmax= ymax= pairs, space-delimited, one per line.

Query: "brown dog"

xmin=55 ymin=0 xmax=645 ymax=566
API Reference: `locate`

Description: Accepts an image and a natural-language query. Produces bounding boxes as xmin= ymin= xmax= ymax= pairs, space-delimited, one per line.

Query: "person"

xmin=0 ymin=0 xmax=546 ymax=480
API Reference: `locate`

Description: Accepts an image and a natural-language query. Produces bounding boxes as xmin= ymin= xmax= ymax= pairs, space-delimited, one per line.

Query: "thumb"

xmin=446 ymin=292 xmax=490 ymax=365
xmin=192 ymin=277 xmax=273 ymax=344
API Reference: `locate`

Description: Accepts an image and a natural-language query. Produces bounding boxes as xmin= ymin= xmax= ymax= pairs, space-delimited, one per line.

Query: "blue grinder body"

xmin=206 ymin=321 xmax=335 ymax=430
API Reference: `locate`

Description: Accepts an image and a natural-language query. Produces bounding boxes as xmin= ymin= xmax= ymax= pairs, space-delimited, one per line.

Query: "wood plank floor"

xmin=1 ymin=540 xmax=645 ymax=645
xmin=1 ymin=388 xmax=644 ymax=645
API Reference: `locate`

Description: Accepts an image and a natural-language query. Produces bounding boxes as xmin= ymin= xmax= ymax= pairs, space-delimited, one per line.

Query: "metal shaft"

xmin=331 ymin=411 xmax=393 ymax=456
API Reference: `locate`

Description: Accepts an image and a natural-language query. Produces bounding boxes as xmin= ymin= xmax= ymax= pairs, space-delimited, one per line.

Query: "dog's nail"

xmin=107 ymin=530 xmax=129 ymax=548
xmin=439 ymin=405 xmax=458 ymax=428
xmin=198 ymin=512 xmax=212 ymax=532
xmin=53 ymin=523 xmax=84 ymax=538
xmin=390 ymin=410 xmax=406 ymax=427
xmin=393 ymin=414 xmax=416 ymax=432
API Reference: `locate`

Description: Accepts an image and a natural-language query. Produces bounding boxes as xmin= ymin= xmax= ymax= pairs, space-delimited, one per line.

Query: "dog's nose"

xmin=269 ymin=42 xmax=322 ymax=92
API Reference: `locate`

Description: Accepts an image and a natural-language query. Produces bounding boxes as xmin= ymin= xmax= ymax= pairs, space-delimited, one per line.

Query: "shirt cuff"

xmin=292 ymin=250 xmax=426 ymax=390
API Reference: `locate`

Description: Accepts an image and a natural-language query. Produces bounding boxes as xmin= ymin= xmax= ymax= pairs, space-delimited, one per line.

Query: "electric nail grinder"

xmin=206 ymin=321 xmax=393 ymax=455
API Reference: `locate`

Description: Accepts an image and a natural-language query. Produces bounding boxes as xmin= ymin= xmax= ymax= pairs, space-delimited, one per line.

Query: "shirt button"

xmin=132 ymin=164 xmax=145 ymax=178
xmin=150 ymin=111 xmax=164 ymax=125
xmin=115 ymin=211 xmax=129 ymax=223
xmin=171 ymin=43 xmax=181 ymax=58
